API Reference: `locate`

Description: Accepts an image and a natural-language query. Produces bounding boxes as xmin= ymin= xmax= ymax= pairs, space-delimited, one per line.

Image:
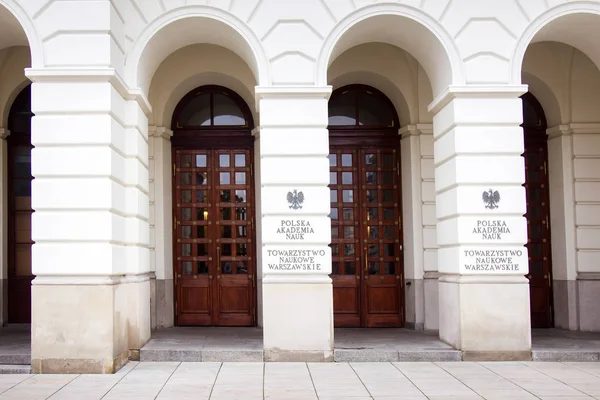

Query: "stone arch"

xmin=0 ymin=0 xmax=43 ymax=67
xmin=512 ymin=2 xmax=600 ymax=84
xmin=317 ymin=3 xmax=464 ymax=98
xmin=148 ymin=44 xmax=257 ymax=128
xmin=125 ymin=6 xmax=270 ymax=95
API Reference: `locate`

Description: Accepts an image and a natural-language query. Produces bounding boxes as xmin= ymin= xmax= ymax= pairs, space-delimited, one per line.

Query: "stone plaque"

xmin=263 ymin=246 xmax=331 ymax=273
xmin=460 ymin=246 xmax=528 ymax=274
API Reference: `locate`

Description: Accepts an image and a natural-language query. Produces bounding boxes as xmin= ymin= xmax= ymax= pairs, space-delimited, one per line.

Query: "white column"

xmin=256 ymin=87 xmax=333 ymax=361
xmin=0 ymin=129 xmax=8 ymax=325
xmin=431 ymin=87 xmax=532 ymax=360
xmin=148 ymin=126 xmax=174 ymax=328
xmin=400 ymin=125 xmax=425 ymax=331
xmin=25 ymin=70 xmax=151 ymax=373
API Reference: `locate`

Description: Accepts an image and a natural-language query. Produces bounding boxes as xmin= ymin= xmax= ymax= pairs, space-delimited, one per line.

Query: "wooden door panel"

xmin=329 ymin=147 xmax=404 ymax=328
xmin=523 ymin=132 xmax=553 ymax=328
xmin=173 ymin=148 xmax=255 ymax=326
xmin=8 ymin=143 xmax=34 ymax=323
xmin=329 ymin=150 xmax=362 ymax=327
xmin=178 ymin=280 xmax=212 ymax=325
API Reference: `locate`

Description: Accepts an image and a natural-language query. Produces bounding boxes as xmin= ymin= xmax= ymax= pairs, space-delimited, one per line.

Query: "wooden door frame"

xmin=521 ymin=92 xmax=555 ymax=328
xmin=6 ymin=84 xmax=34 ymax=324
xmin=328 ymin=84 xmax=406 ymax=328
xmin=170 ymin=85 xmax=257 ymax=327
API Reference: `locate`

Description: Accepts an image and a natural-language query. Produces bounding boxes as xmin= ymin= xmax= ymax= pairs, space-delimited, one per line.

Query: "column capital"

xmin=0 ymin=128 xmax=9 ymax=139
xmin=398 ymin=123 xmax=433 ymax=138
xmin=254 ymin=86 xmax=332 ymax=112
xmin=428 ymin=85 xmax=528 ymax=114
xmin=148 ymin=126 xmax=173 ymax=139
xmin=25 ymin=67 xmax=152 ymax=116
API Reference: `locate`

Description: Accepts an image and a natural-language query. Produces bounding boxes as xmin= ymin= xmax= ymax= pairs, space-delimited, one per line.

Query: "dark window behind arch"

xmin=521 ymin=92 xmax=547 ymax=130
xmin=328 ymin=85 xmax=399 ymax=129
xmin=172 ymin=85 xmax=253 ymax=130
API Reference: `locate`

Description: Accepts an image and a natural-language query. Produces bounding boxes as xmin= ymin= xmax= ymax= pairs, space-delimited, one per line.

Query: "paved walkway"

xmin=0 ymin=361 xmax=599 ymax=399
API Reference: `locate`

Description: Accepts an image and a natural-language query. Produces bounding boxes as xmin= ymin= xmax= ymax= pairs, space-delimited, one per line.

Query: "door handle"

xmin=364 ymin=247 xmax=368 ymax=272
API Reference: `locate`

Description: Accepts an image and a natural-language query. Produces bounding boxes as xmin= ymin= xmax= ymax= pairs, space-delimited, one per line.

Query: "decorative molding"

xmin=428 ymin=85 xmax=528 ymax=114
xmin=24 ymin=67 xmax=153 ymax=116
xmin=32 ymin=272 xmax=153 ymax=286
xmin=547 ymin=123 xmax=600 ymax=139
xmin=438 ymin=274 xmax=529 ymax=284
xmin=423 ymin=271 xmax=441 ymax=280
xmin=546 ymin=124 xmax=573 ymax=139
xmin=149 ymin=126 xmax=173 ymax=139
xmin=577 ymin=272 xmax=600 ymax=281
xmin=263 ymin=274 xmax=332 ymax=284
xmin=398 ymin=123 xmax=434 ymax=138
xmin=0 ymin=129 xmax=9 ymax=139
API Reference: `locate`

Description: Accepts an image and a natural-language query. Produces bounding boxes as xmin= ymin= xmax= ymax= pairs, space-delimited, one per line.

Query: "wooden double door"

xmin=173 ymin=148 xmax=255 ymax=326
xmin=329 ymin=148 xmax=404 ymax=327
xmin=523 ymin=129 xmax=553 ymax=328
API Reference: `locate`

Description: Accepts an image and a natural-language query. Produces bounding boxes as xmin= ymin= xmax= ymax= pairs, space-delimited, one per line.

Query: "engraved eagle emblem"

xmin=482 ymin=189 xmax=501 ymax=209
xmin=287 ymin=189 xmax=304 ymax=210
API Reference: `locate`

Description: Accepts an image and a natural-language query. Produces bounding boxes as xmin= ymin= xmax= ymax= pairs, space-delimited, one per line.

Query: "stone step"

xmin=532 ymin=350 xmax=600 ymax=362
xmin=0 ymin=355 xmax=30 ymax=365
xmin=0 ymin=365 xmax=31 ymax=374
xmin=334 ymin=349 xmax=462 ymax=362
xmin=140 ymin=348 xmax=264 ymax=362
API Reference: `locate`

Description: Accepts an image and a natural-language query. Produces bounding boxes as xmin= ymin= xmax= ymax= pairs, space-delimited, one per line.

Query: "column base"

xmin=577 ymin=273 xmax=600 ymax=331
xmin=553 ymin=279 xmax=579 ymax=330
xmin=262 ymin=277 xmax=333 ymax=362
xmin=31 ymin=352 xmax=129 ymax=374
xmin=31 ymin=275 xmax=151 ymax=374
xmin=423 ymin=272 xmax=440 ymax=331
xmin=438 ymin=274 xmax=531 ymax=360
xmin=404 ymin=278 xmax=424 ymax=331
xmin=154 ymin=278 xmax=174 ymax=329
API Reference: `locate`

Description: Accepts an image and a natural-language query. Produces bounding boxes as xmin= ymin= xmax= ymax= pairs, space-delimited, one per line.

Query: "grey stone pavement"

xmin=0 ymin=361 xmax=600 ymax=399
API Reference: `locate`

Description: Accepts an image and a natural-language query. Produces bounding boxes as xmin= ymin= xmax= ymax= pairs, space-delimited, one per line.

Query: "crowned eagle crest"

xmin=482 ymin=189 xmax=501 ymax=209
xmin=287 ymin=189 xmax=304 ymax=210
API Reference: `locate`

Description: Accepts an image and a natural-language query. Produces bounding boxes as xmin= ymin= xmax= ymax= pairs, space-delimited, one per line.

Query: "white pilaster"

xmin=546 ymin=125 xmax=578 ymax=330
xmin=256 ymin=86 xmax=333 ymax=362
xmin=400 ymin=125 xmax=425 ymax=330
xmin=431 ymin=86 xmax=532 ymax=360
xmin=148 ymin=126 xmax=174 ymax=329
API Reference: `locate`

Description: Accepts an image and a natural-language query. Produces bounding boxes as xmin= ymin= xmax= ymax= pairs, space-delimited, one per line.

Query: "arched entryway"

xmin=328 ymin=84 xmax=404 ymax=328
xmin=6 ymin=84 xmax=33 ymax=323
xmin=170 ymin=85 xmax=256 ymax=326
xmin=521 ymin=92 xmax=554 ymax=329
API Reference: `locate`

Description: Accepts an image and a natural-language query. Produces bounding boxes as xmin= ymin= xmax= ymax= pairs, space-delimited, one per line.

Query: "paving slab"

xmin=0 ymin=361 xmax=599 ymax=399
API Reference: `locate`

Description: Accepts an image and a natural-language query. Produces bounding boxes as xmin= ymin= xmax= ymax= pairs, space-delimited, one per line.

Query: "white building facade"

xmin=0 ymin=0 xmax=599 ymax=373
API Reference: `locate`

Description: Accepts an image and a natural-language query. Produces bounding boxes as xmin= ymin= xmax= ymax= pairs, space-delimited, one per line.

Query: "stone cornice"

xmin=254 ymin=86 xmax=333 ymax=112
xmin=32 ymin=272 xmax=153 ymax=286
xmin=547 ymin=123 xmax=600 ymax=138
xmin=428 ymin=85 xmax=529 ymax=115
xmin=148 ymin=126 xmax=173 ymax=139
xmin=25 ymin=67 xmax=153 ymax=116
xmin=0 ymin=128 xmax=9 ymax=139
xmin=577 ymin=272 xmax=600 ymax=281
